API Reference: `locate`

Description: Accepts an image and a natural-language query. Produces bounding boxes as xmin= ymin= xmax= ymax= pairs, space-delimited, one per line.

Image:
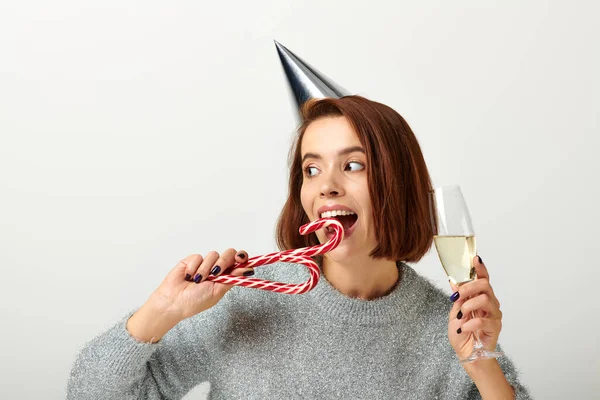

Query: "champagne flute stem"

xmin=471 ymin=310 xmax=485 ymax=350
xmin=464 ymin=275 xmax=485 ymax=350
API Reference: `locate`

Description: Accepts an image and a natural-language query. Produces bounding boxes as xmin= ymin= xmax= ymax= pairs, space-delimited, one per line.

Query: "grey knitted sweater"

xmin=67 ymin=261 xmax=530 ymax=399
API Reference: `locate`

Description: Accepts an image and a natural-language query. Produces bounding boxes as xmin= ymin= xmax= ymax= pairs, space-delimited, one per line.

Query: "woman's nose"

xmin=322 ymin=188 xmax=340 ymax=197
xmin=320 ymin=173 xmax=344 ymax=197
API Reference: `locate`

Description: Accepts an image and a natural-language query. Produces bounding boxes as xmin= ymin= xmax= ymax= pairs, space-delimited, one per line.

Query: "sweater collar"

xmin=306 ymin=262 xmax=423 ymax=325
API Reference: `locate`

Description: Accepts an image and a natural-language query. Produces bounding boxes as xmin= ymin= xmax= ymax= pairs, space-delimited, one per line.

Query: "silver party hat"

xmin=274 ymin=40 xmax=350 ymax=115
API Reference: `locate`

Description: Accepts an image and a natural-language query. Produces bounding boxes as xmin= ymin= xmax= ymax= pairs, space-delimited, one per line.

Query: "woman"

xmin=67 ymin=96 xmax=530 ymax=399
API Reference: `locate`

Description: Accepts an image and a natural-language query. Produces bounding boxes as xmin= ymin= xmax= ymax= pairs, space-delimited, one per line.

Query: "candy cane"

xmin=204 ymin=218 xmax=344 ymax=294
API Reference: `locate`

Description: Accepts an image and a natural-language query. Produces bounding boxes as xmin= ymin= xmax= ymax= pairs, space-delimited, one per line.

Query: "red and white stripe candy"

xmin=204 ymin=218 xmax=344 ymax=294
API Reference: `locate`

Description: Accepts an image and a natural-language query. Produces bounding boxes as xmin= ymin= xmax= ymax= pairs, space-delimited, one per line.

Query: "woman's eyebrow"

xmin=301 ymin=146 xmax=365 ymax=163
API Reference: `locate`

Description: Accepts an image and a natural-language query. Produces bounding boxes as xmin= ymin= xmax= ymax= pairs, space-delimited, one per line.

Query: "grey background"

xmin=1 ymin=1 xmax=598 ymax=399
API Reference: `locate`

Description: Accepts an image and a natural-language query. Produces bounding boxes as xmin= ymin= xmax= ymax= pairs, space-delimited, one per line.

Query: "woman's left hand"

xmin=448 ymin=256 xmax=503 ymax=361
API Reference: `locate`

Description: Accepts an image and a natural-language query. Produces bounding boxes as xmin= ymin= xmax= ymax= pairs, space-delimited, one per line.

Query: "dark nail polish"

xmin=237 ymin=253 xmax=246 ymax=259
xmin=194 ymin=274 xmax=202 ymax=283
xmin=243 ymin=270 xmax=255 ymax=276
xmin=211 ymin=266 xmax=221 ymax=275
xmin=457 ymin=328 xmax=462 ymax=334
xmin=450 ymin=291 xmax=460 ymax=302
xmin=457 ymin=310 xmax=463 ymax=320
xmin=478 ymin=255 xmax=483 ymax=264
xmin=185 ymin=274 xmax=192 ymax=281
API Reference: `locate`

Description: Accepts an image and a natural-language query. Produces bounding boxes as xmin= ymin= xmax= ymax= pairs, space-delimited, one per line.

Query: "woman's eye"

xmin=346 ymin=161 xmax=364 ymax=171
xmin=304 ymin=162 xmax=363 ymax=178
xmin=305 ymin=166 xmax=318 ymax=177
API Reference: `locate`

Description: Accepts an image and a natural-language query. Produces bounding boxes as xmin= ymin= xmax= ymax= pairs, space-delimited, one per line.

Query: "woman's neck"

xmin=321 ymin=255 xmax=400 ymax=300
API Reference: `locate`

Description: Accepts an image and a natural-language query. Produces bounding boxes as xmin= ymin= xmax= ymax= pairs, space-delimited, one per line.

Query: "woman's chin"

xmin=321 ymin=241 xmax=356 ymax=261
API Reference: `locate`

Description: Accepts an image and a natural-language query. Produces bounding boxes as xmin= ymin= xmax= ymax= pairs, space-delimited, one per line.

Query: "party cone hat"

xmin=274 ymin=40 xmax=350 ymax=116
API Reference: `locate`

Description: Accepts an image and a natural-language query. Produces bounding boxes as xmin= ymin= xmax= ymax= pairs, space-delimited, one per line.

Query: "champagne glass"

xmin=429 ymin=184 xmax=503 ymax=364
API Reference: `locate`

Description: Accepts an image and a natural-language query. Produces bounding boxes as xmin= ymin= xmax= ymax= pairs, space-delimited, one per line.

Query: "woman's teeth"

xmin=320 ymin=210 xmax=356 ymax=218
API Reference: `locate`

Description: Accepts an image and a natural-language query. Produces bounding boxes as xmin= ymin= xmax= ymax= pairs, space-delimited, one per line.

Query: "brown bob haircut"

xmin=275 ymin=95 xmax=434 ymax=264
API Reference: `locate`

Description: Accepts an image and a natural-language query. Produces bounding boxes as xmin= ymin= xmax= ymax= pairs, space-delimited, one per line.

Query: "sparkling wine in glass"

xmin=433 ymin=235 xmax=477 ymax=285
xmin=429 ymin=184 xmax=503 ymax=364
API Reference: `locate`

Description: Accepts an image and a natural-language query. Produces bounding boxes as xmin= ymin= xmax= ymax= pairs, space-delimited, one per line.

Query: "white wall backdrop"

xmin=1 ymin=1 xmax=598 ymax=399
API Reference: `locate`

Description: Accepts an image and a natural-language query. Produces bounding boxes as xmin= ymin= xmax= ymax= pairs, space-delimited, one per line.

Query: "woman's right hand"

xmin=126 ymin=248 xmax=254 ymax=342
xmin=155 ymin=248 xmax=254 ymax=320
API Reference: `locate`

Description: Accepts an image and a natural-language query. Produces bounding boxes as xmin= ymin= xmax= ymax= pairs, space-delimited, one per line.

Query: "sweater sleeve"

xmin=495 ymin=345 xmax=532 ymax=400
xmin=66 ymin=311 xmax=209 ymax=400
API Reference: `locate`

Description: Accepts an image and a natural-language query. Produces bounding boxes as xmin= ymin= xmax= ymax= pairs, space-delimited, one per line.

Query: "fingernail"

xmin=243 ymin=270 xmax=255 ymax=276
xmin=478 ymin=255 xmax=483 ymax=264
xmin=457 ymin=328 xmax=462 ymax=334
xmin=450 ymin=291 xmax=460 ymax=302
xmin=237 ymin=253 xmax=246 ymax=259
xmin=457 ymin=310 xmax=463 ymax=320
xmin=194 ymin=274 xmax=202 ymax=283
xmin=210 ymin=266 xmax=221 ymax=275
xmin=185 ymin=273 xmax=192 ymax=281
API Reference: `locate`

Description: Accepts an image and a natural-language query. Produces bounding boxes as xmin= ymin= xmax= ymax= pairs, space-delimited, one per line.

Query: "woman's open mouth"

xmin=322 ymin=213 xmax=358 ymax=240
